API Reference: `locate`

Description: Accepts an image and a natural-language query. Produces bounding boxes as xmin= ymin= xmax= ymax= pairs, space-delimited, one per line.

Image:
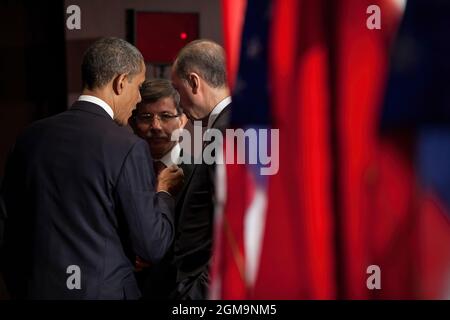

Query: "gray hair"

xmin=173 ymin=39 xmax=227 ymax=88
xmin=81 ymin=37 xmax=144 ymax=90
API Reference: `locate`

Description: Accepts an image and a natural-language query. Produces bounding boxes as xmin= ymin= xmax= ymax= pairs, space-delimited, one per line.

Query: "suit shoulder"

xmin=212 ymin=103 xmax=232 ymax=132
xmin=16 ymin=111 xmax=142 ymax=154
xmin=104 ymin=122 xmax=141 ymax=144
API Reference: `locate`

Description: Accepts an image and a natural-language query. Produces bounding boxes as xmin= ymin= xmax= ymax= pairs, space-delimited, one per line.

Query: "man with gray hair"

xmin=172 ymin=39 xmax=231 ymax=131
xmin=0 ymin=37 xmax=183 ymax=299
xmin=169 ymin=39 xmax=232 ymax=299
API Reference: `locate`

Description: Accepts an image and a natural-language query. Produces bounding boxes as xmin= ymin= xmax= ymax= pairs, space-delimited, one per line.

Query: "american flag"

xmin=210 ymin=0 xmax=272 ymax=299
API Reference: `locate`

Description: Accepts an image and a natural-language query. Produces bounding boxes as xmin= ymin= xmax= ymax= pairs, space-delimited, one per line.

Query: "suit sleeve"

xmin=115 ymin=139 xmax=175 ymax=263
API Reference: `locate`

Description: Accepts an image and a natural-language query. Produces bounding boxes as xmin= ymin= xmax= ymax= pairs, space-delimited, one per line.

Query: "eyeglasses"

xmin=135 ymin=112 xmax=180 ymax=124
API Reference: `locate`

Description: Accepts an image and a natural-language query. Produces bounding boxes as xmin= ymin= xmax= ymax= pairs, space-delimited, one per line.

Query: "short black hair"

xmin=81 ymin=37 xmax=144 ymax=90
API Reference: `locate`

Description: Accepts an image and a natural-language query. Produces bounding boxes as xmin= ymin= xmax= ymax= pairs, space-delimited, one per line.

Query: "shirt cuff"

xmin=157 ymin=190 xmax=172 ymax=197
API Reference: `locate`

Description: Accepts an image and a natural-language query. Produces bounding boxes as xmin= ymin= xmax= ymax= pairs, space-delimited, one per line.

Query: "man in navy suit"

xmin=0 ymin=37 xmax=183 ymax=299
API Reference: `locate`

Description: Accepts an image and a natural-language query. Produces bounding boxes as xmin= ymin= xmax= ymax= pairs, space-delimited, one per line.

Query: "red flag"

xmin=417 ymin=194 xmax=450 ymax=298
xmin=214 ymin=0 xmax=336 ymax=299
xmin=258 ymin=0 xmax=335 ymax=299
xmin=221 ymin=0 xmax=247 ymax=90
xmin=337 ymin=0 xmax=450 ymax=299
xmin=210 ymin=148 xmax=249 ymax=299
xmin=214 ymin=0 xmax=450 ymax=299
xmin=335 ymin=0 xmax=405 ymax=298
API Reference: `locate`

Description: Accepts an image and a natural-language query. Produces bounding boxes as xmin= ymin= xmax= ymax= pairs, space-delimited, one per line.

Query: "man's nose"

xmin=150 ymin=116 xmax=163 ymax=130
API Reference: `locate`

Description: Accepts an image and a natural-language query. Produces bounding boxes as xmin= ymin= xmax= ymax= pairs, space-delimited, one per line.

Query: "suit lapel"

xmin=175 ymin=104 xmax=231 ymax=206
xmin=175 ymin=155 xmax=195 ymax=206
xmin=210 ymin=103 xmax=232 ymax=131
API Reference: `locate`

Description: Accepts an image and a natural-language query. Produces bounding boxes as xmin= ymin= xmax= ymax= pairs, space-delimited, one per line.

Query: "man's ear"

xmin=187 ymin=73 xmax=200 ymax=94
xmin=112 ymin=73 xmax=128 ymax=95
xmin=179 ymin=113 xmax=188 ymax=129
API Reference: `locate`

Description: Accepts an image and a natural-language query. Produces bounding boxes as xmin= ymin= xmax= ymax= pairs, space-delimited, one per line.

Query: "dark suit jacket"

xmin=136 ymin=161 xmax=194 ymax=299
xmin=0 ymin=100 xmax=175 ymax=300
xmin=138 ymin=103 xmax=232 ymax=300
xmin=172 ymin=104 xmax=231 ymax=299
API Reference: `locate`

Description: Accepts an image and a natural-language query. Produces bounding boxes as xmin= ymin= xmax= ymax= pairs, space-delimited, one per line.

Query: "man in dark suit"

xmin=129 ymin=78 xmax=190 ymax=299
xmin=169 ymin=40 xmax=232 ymax=299
xmin=0 ymin=37 xmax=183 ymax=299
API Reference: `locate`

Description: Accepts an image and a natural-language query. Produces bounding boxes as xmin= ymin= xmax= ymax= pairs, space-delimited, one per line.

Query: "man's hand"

xmin=157 ymin=165 xmax=184 ymax=195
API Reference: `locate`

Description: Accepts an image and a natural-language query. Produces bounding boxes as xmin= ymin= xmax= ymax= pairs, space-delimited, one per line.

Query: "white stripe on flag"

xmin=209 ymin=144 xmax=227 ymax=300
xmin=244 ymin=177 xmax=267 ymax=288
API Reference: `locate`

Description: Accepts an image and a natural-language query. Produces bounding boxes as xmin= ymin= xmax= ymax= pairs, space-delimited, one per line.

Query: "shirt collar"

xmin=156 ymin=143 xmax=182 ymax=167
xmin=207 ymin=96 xmax=232 ymax=129
xmin=78 ymin=95 xmax=114 ymax=119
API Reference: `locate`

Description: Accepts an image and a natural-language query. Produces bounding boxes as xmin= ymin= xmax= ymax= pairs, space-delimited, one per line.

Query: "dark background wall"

xmin=0 ymin=1 xmax=67 ymax=178
xmin=0 ymin=0 xmax=67 ymax=299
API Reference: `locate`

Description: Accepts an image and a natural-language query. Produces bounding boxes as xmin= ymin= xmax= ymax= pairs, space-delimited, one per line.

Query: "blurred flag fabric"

xmin=381 ymin=0 xmax=450 ymax=298
xmin=211 ymin=0 xmax=450 ymax=299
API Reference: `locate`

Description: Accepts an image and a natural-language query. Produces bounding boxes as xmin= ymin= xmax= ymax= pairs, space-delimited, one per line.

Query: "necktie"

xmin=153 ymin=160 xmax=166 ymax=176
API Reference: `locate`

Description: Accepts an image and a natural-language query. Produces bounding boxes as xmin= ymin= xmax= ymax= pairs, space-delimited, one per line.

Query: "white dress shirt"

xmin=156 ymin=143 xmax=182 ymax=167
xmin=207 ymin=96 xmax=232 ymax=129
xmin=78 ymin=95 xmax=114 ymax=119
